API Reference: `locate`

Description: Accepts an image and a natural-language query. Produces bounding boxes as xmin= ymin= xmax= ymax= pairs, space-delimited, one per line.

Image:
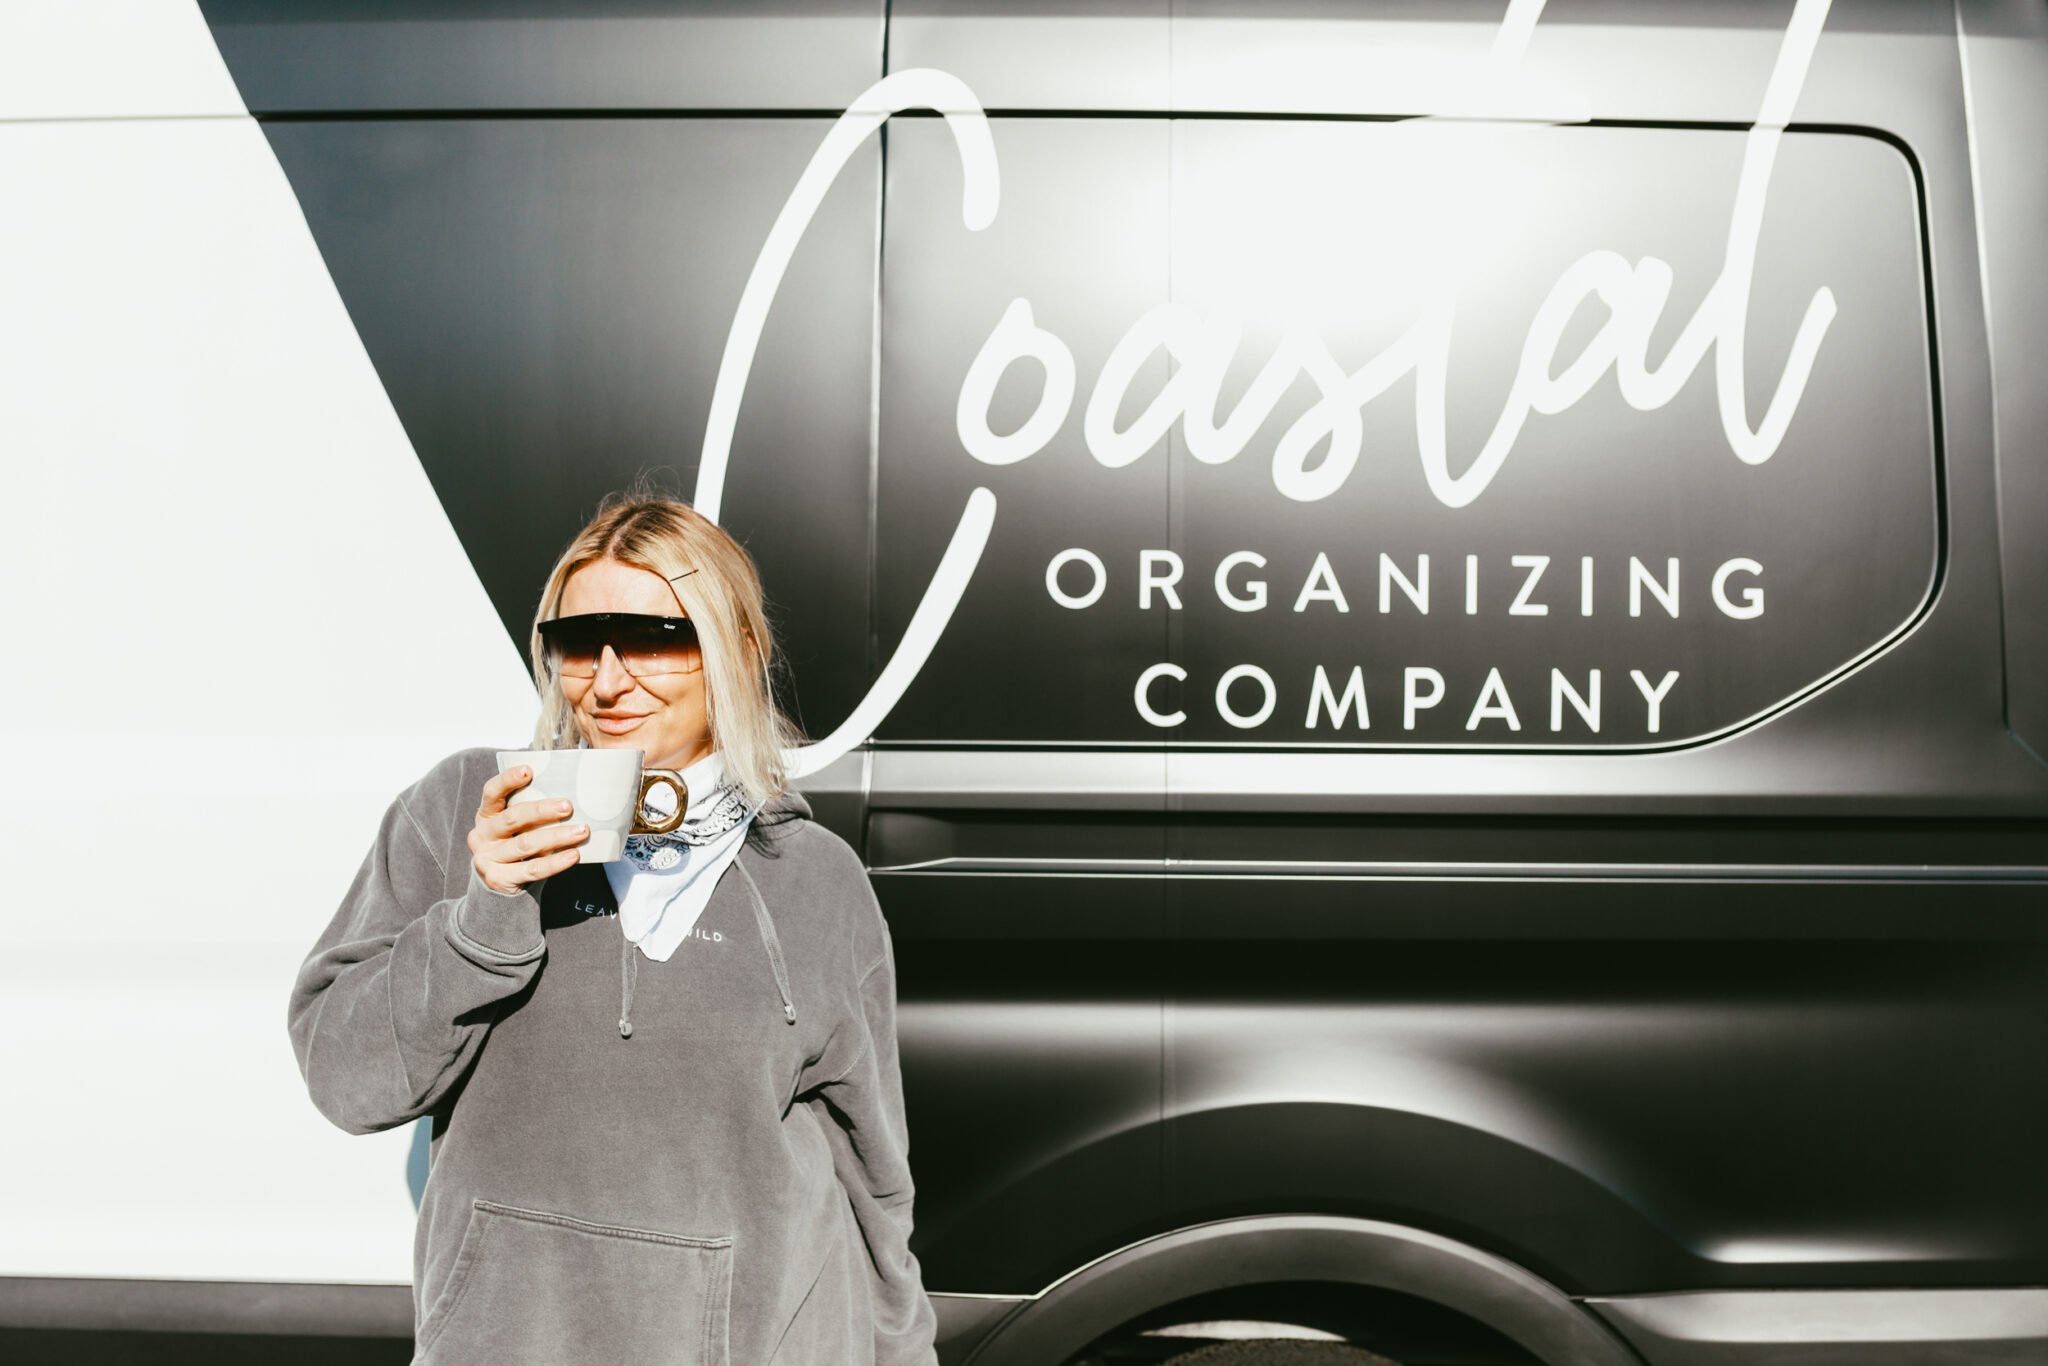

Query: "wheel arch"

xmin=961 ymin=1213 xmax=1648 ymax=1366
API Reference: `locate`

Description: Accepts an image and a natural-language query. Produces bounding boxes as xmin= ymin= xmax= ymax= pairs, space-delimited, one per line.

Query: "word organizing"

xmin=1044 ymin=548 xmax=1765 ymax=620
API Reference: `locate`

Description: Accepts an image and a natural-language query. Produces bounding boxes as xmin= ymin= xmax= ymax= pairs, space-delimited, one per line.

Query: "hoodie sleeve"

xmin=809 ymin=930 xmax=939 ymax=1366
xmin=288 ymin=754 xmax=547 ymax=1136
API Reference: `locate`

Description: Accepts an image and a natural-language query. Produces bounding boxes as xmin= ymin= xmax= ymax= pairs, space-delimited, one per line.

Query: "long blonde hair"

xmin=527 ymin=480 xmax=806 ymax=808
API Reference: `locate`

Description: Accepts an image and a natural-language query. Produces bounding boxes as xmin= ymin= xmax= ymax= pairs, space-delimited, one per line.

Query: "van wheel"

xmin=1158 ymin=1343 xmax=1402 ymax=1366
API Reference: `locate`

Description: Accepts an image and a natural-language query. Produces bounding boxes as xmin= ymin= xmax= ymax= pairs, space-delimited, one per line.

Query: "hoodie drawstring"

xmin=619 ymin=932 xmax=640 ymax=1038
xmin=734 ymin=859 xmax=797 ymax=1026
xmin=616 ymin=848 xmax=795 ymax=1038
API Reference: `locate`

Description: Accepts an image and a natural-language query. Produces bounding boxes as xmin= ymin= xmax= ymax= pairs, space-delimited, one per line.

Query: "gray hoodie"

xmin=289 ymin=747 xmax=937 ymax=1365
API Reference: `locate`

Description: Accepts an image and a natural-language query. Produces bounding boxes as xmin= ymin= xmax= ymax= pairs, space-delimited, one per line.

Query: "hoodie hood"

xmin=755 ymin=785 xmax=813 ymax=822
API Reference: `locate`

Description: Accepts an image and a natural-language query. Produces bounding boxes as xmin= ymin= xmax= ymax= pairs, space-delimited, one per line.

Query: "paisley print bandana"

xmin=599 ymin=747 xmax=760 ymax=963
xmin=622 ymin=778 xmax=750 ymax=870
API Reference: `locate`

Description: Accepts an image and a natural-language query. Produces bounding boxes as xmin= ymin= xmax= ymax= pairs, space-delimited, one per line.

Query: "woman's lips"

xmin=593 ymin=714 xmax=648 ymax=734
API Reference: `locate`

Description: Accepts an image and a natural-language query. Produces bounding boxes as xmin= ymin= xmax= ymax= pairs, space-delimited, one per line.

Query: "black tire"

xmin=1159 ymin=1342 xmax=1402 ymax=1366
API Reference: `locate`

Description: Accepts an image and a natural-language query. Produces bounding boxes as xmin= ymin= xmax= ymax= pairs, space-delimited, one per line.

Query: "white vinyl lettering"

xmin=1630 ymin=668 xmax=1680 ymax=732
xmin=959 ymin=0 xmax=1838 ymax=512
xmin=705 ymin=0 xmax=1838 ymax=767
xmin=1712 ymin=557 xmax=1765 ymax=619
xmin=700 ymin=67 xmax=1000 ymax=778
xmin=1216 ymin=664 xmax=1278 ymax=729
xmin=1465 ymin=668 xmax=1523 ymax=731
xmin=1379 ymin=553 xmax=1430 ymax=614
xmin=1629 ymin=556 xmax=1680 ymax=618
xmin=1046 ymin=548 xmax=1107 ymax=609
xmin=1136 ymin=662 xmax=1188 ymax=727
xmin=1404 ymin=667 xmax=1446 ymax=730
xmin=1139 ymin=549 xmax=1184 ymax=610
xmin=1084 ymin=304 xmax=1184 ymax=469
xmin=1269 ymin=335 xmax=1366 ymax=503
xmin=1293 ymin=551 xmax=1351 ymax=613
xmin=958 ymin=298 xmax=1077 ymax=466
xmin=1307 ymin=665 xmax=1371 ymax=730
xmin=1217 ymin=551 xmax=1269 ymax=612
xmin=1551 ymin=668 xmax=1601 ymax=732
xmin=1508 ymin=555 xmax=1550 ymax=616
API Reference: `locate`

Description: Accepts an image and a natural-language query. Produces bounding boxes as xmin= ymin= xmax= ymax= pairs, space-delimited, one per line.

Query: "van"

xmin=3 ymin=1 xmax=2044 ymax=1363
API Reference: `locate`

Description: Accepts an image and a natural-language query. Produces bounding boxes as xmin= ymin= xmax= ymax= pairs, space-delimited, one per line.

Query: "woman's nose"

xmin=592 ymin=644 xmax=636 ymax=699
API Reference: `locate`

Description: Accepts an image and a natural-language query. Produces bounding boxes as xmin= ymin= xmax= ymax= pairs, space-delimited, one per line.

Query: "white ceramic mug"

xmin=494 ymin=748 xmax=686 ymax=864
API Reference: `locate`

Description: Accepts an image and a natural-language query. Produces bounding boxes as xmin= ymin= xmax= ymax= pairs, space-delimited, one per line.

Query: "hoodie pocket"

xmin=415 ymin=1199 xmax=733 ymax=1366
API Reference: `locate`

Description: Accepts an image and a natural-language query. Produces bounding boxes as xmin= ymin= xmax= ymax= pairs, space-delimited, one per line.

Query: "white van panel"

xmin=0 ymin=3 xmax=532 ymax=1283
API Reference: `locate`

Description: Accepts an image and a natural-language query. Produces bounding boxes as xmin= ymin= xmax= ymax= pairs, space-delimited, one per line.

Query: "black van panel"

xmin=259 ymin=117 xmax=881 ymax=737
xmin=198 ymin=1 xmax=885 ymax=112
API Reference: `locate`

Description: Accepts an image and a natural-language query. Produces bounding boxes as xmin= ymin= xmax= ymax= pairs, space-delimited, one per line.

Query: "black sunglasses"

xmin=538 ymin=613 xmax=701 ymax=679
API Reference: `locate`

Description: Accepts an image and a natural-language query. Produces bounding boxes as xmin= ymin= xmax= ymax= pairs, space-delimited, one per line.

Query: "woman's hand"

xmin=469 ymin=767 xmax=589 ymax=895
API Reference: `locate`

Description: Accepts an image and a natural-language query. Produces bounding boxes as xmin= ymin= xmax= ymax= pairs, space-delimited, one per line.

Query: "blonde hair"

xmin=527 ymin=479 xmax=806 ymax=809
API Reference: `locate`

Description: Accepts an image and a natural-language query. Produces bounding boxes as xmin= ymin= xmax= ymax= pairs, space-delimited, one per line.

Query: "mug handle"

xmin=634 ymin=769 xmax=688 ymax=835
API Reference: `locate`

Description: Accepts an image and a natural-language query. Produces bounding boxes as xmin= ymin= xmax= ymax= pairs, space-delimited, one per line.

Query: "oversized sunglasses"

xmin=538 ymin=613 xmax=701 ymax=679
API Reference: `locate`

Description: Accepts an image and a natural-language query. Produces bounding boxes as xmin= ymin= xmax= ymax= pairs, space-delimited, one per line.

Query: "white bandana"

xmin=601 ymin=749 xmax=755 ymax=963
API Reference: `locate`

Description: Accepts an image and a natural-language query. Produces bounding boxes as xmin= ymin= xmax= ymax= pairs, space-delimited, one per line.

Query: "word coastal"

xmin=693 ymin=0 xmax=1840 ymax=768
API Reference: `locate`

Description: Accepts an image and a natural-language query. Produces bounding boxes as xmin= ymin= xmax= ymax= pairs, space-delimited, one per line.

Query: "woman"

xmin=289 ymin=487 xmax=937 ymax=1365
